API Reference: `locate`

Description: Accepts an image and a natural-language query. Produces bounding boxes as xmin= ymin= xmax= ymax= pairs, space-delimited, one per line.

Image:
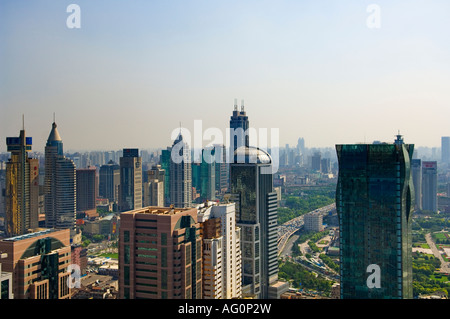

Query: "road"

xmin=425 ymin=233 xmax=450 ymax=274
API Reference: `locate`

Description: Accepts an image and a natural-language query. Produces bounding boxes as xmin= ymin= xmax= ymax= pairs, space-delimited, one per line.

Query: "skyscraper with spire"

xmin=229 ymin=99 xmax=249 ymax=158
xmin=44 ymin=121 xmax=77 ymax=232
xmin=5 ymin=124 xmax=39 ymax=237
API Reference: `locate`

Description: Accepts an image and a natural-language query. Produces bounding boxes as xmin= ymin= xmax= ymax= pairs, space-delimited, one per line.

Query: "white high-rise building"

xmin=197 ymin=202 xmax=242 ymax=299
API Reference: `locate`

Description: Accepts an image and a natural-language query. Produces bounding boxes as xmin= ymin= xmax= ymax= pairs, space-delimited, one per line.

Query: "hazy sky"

xmin=1 ymin=0 xmax=450 ymax=152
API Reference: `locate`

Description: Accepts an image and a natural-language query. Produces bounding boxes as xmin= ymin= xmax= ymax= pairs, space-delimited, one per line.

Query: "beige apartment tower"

xmin=119 ymin=206 xmax=202 ymax=299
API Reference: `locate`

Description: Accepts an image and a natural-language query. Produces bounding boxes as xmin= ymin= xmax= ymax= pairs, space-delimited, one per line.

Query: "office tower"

xmin=311 ymin=152 xmax=322 ymax=171
xmin=99 ymin=160 xmax=120 ymax=203
xmin=335 ymin=134 xmax=415 ymax=299
xmin=160 ymin=148 xmax=171 ymax=206
xmin=76 ymin=167 xmax=97 ymax=212
xmin=297 ymin=137 xmax=305 ymax=155
xmin=192 ymin=148 xmax=216 ymax=203
xmin=5 ymin=128 xmax=39 ymax=237
xmin=0 ymin=228 xmax=71 ymax=299
xmin=198 ymin=202 xmax=242 ymax=299
xmin=230 ymin=146 xmax=283 ymax=299
xmin=169 ymin=134 xmax=192 ymax=208
xmin=422 ymin=161 xmax=438 ymax=212
xmin=229 ymin=99 xmax=249 ymax=157
xmin=119 ymin=149 xmax=142 ymax=212
xmin=44 ymin=121 xmax=76 ymax=231
xmin=119 ymin=206 xmax=202 ymax=299
xmin=143 ymin=165 xmax=165 ymax=207
xmin=442 ymin=136 xmax=450 ymax=163
xmin=321 ymin=158 xmax=331 ymax=174
xmin=214 ymin=144 xmax=229 ymax=194
xmin=411 ymin=159 xmax=422 ymax=211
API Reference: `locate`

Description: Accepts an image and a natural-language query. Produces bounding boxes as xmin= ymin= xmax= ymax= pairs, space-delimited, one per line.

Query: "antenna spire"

xmin=53 ymin=112 xmax=56 ymax=123
xmin=241 ymin=99 xmax=244 ymax=112
xmin=22 ymin=114 xmax=25 ymax=130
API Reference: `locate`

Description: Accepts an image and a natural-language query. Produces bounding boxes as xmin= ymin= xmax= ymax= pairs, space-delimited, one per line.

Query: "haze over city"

xmin=1 ymin=0 xmax=450 ymax=152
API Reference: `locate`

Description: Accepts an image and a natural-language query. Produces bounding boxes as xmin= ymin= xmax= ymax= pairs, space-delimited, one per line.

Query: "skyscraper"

xmin=169 ymin=133 xmax=192 ymax=208
xmin=441 ymin=136 xmax=450 ymax=164
xmin=422 ymin=161 xmax=438 ymax=212
xmin=99 ymin=160 xmax=120 ymax=203
xmin=5 ymin=127 xmax=39 ymax=237
xmin=119 ymin=148 xmax=142 ymax=212
xmin=119 ymin=206 xmax=202 ymax=299
xmin=335 ymin=134 xmax=415 ymax=299
xmin=192 ymin=148 xmax=215 ymax=203
xmin=160 ymin=148 xmax=171 ymax=206
xmin=230 ymin=146 xmax=281 ymax=299
xmin=76 ymin=167 xmax=97 ymax=212
xmin=411 ymin=159 xmax=422 ymax=211
xmin=229 ymin=99 xmax=249 ymax=158
xmin=44 ymin=121 xmax=76 ymax=232
xmin=197 ymin=202 xmax=242 ymax=299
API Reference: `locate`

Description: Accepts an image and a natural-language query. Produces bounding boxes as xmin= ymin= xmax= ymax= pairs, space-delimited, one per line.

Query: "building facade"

xmin=99 ymin=161 xmax=120 ymax=204
xmin=230 ymin=146 xmax=280 ymax=299
xmin=411 ymin=159 xmax=422 ymax=211
xmin=198 ymin=202 xmax=242 ymax=299
xmin=44 ymin=122 xmax=77 ymax=232
xmin=76 ymin=167 xmax=97 ymax=212
xmin=335 ymin=135 xmax=415 ymax=299
xmin=5 ymin=128 xmax=39 ymax=237
xmin=119 ymin=149 xmax=142 ymax=212
xmin=442 ymin=136 xmax=450 ymax=164
xmin=422 ymin=161 xmax=438 ymax=212
xmin=169 ymin=134 xmax=192 ymax=208
xmin=0 ymin=228 xmax=71 ymax=299
xmin=119 ymin=206 xmax=202 ymax=299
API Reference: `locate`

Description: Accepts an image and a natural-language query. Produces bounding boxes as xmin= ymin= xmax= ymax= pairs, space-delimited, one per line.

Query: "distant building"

xmin=143 ymin=165 xmax=165 ymax=207
xmin=119 ymin=148 xmax=142 ymax=212
xmin=422 ymin=161 xmax=438 ymax=212
xmin=0 ymin=228 xmax=71 ymax=299
xmin=442 ymin=136 xmax=450 ymax=164
xmin=99 ymin=161 xmax=120 ymax=203
xmin=76 ymin=167 xmax=97 ymax=212
xmin=311 ymin=152 xmax=321 ymax=171
xmin=119 ymin=206 xmax=202 ymax=299
xmin=304 ymin=213 xmax=323 ymax=232
xmin=336 ymin=134 xmax=415 ymax=299
xmin=411 ymin=159 xmax=422 ymax=211
xmin=5 ymin=127 xmax=39 ymax=237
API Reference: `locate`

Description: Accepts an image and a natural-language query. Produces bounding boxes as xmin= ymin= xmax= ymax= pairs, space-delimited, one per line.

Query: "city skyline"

xmin=2 ymin=1 xmax=450 ymax=152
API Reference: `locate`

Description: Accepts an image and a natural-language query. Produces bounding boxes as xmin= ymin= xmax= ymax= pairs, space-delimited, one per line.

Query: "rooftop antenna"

xmin=241 ymin=99 xmax=244 ymax=112
xmin=53 ymin=112 xmax=56 ymax=123
xmin=22 ymin=114 xmax=25 ymax=130
xmin=234 ymin=98 xmax=238 ymax=111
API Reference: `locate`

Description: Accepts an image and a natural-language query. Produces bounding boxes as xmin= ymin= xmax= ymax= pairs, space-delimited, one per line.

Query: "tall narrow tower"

xmin=44 ymin=121 xmax=76 ymax=231
xmin=229 ymin=99 xmax=249 ymax=158
xmin=119 ymin=149 xmax=142 ymax=212
xmin=5 ymin=126 xmax=39 ymax=236
xmin=169 ymin=133 xmax=192 ymax=208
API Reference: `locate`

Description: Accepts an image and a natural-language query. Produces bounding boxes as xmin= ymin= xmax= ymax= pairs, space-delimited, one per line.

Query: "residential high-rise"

xmin=422 ymin=161 xmax=438 ymax=212
xmin=119 ymin=206 xmax=202 ymax=299
xmin=0 ymin=228 xmax=71 ymax=299
xmin=214 ymin=144 xmax=229 ymax=194
xmin=99 ymin=160 xmax=120 ymax=203
xmin=192 ymin=148 xmax=215 ymax=203
xmin=44 ymin=121 xmax=76 ymax=232
xmin=198 ymin=202 xmax=242 ymax=299
xmin=311 ymin=152 xmax=322 ymax=171
xmin=119 ymin=149 xmax=142 ymax=212
xmin=442 ymin=136 xmax=450 ymax=164
xmin=76 ymin=167 xmax=97 ymax=212
xmin=411 ymin=159 xmax=422 ymax=211
xmin=5 ymin=127 xmax=39 ymax=237
xmin=335 ymin=134 xmax=415 ymax=299
xmin=230 ymin=146 xmax=284 ymax=299
xmin=169 ymin=133 xmax=192 ymax=208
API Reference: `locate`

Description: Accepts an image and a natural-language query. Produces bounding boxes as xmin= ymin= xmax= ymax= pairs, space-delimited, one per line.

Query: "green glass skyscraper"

xmin=336 ymin=134 xmax=414 ymax=299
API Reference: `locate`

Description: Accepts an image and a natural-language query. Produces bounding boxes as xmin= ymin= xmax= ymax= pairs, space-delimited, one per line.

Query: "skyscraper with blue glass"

xmin=336 ymin=134 xmax=415 ymax=299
